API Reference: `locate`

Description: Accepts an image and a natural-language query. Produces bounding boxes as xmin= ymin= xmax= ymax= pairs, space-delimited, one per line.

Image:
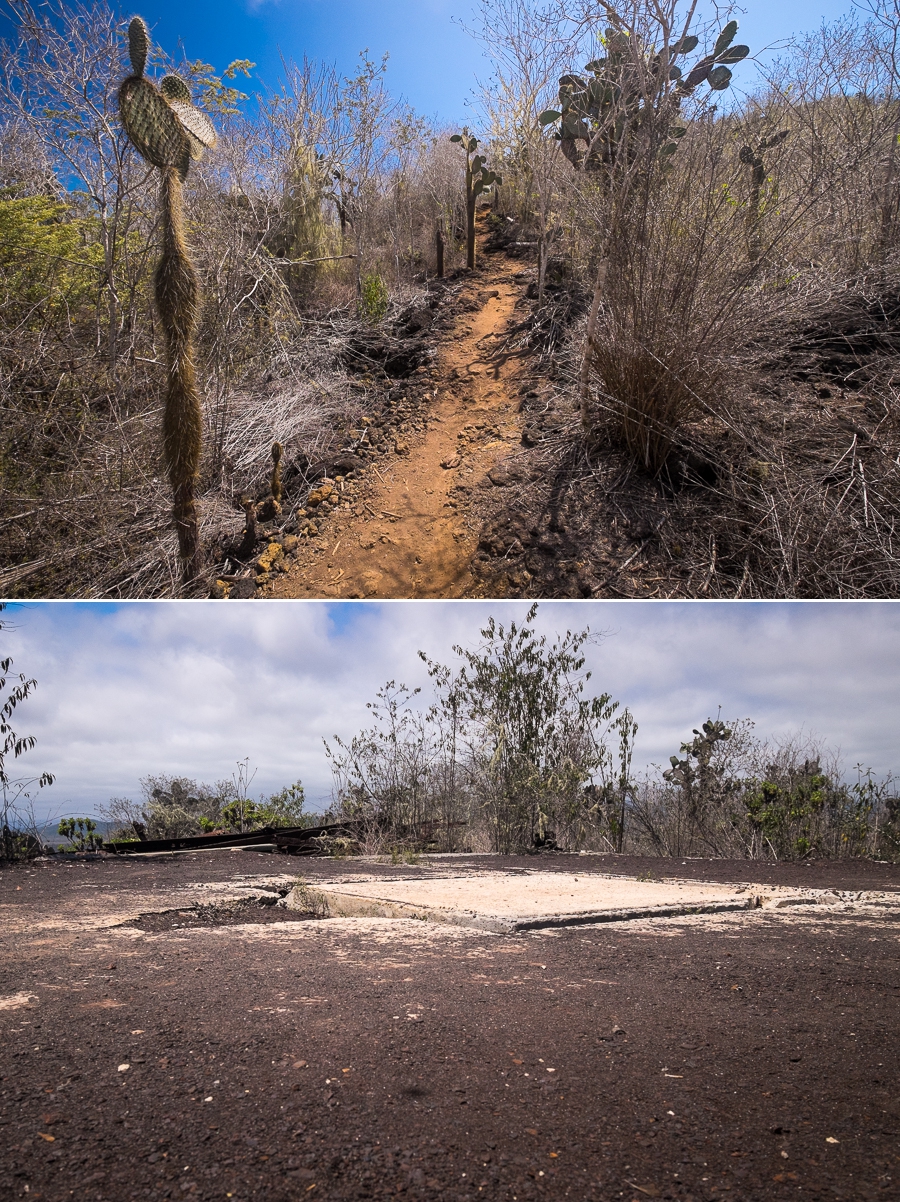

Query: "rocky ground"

xmin=206 ymin=206 xmax=900 ymax=600
xmin=1 ymin=851 xmax=898 ymax=1201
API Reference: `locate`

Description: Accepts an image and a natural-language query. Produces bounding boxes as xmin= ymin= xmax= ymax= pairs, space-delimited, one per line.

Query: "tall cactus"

xmin=739 ymin=130 xmax=790 ymax=262
xmin=449 ymin=129 xmax=502 ymax=270
xmin=118 ymin=17 xmax=217 ymax=585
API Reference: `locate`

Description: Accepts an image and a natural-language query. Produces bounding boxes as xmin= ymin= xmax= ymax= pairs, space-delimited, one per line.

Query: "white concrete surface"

xmin=286 ymin=871 xmax=827 ymax=933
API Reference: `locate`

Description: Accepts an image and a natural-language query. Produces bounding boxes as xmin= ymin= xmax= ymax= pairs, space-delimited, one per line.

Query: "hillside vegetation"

xmin=2 ymin=0 xmax=900 ymax=596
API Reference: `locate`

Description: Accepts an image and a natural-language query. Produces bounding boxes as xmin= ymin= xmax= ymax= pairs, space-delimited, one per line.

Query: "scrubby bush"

xmin=328 ymin=608 xmax=898 ymax=860
xmin=57 ymin=817 xmax=103 ymax=852
xmin=101 ymin=763 xmax=306 ymax=840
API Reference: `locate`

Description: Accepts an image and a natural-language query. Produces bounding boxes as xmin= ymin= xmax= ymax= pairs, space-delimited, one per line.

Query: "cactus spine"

xmin=449 ymin=129 xmax=502 ymax=269
xmin=117 ymin=17 xmax=217 ymax=585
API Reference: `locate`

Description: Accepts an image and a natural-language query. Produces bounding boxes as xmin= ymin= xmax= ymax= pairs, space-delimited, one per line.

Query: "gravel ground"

xmin=1 ymin=851 xmax=898 ymax=1202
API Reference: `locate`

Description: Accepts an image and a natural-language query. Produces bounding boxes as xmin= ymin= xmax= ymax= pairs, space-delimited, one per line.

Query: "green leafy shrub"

xmin=0 ymin=193 xmax=104 ymax=321
xmin=57 ymin=816 xmax=103 ymax=852
xmin=358 ymin=272 xmax=388 ymax=323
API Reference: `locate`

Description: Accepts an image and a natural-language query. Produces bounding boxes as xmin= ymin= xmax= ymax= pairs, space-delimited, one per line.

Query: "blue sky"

xmin=4 ymin=600 xmax=899 ymax=822
xmin=2 ymin=0 xmax=859 ymax=127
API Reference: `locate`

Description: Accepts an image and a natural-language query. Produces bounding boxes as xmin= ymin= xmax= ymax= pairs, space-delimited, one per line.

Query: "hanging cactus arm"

xmin=538 ymin=110 xmax=561 ymax=125
xmin=157 ymin=165 xmax=203 ymax=577
xmin=127 ymin=16 xmax=150 ymax=76
xmin=707 ymin=65 xmax=733 ymax=90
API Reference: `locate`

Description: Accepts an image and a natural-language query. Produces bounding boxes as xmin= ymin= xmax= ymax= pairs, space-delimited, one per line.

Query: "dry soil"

xmin=2 ymin=852 xmax=898 ymax=1202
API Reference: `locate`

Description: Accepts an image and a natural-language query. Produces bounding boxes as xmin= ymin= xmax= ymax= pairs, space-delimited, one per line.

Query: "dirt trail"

xmin=271 ymin=225 xmax=527 ymax=599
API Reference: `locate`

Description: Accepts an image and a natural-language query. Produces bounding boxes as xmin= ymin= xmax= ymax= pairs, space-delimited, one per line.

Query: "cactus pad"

xmin=164 ymin=100 xmax=218 ymax=160
xmin=160 ymin=77 xmax=217 ymax=159
xmin=160 ymin=74 xmax=192 ymax=103
xmin=119 ymin=75 xmax=191 ymax=177
xmin=127 ymin=16 xmax=150 ymax=77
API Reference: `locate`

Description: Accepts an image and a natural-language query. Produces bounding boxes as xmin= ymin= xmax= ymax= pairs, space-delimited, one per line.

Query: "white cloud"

xmin=4 ymin=600 xmax=898 ymax=821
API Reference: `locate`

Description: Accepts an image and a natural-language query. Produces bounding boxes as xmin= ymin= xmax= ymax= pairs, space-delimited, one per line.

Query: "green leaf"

xmin=672 ymin=34 xmax=699 ymax=55
xmin=538 ymin=109 xmax=561 ymax=125
xmin=450 ymin=134 xmax=462 ymax=142
xmin=717 ymin=43 xmax=750 ymax=65
xmin=707 ymin=64 xmax=733 ymax=90
xmin=660 ymin=142 xmax=678 ymax=156
xmin=713 ymin=20 xmax=738 ymax=58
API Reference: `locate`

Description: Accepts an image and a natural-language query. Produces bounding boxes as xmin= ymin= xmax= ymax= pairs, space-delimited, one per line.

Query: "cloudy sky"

xmin=3 ymin=600 xmax=897 ymax=823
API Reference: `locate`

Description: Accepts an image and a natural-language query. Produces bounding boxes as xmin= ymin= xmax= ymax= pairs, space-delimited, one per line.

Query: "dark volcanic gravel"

xmin=1 ymin=852 xmax=898 ymax=1202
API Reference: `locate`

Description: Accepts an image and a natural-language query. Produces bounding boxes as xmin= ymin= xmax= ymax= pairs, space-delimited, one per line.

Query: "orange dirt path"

xmin=270 ymin=243 xmax=527 ymax=599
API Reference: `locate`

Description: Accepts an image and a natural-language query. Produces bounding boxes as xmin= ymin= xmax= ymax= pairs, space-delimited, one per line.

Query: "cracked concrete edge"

xmin=287 ymin=888 xmax=516 ymax=933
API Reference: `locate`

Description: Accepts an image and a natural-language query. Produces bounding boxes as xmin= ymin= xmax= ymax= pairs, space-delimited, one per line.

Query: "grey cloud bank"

xmin=5 ymin=600 xmax=897 ymax=821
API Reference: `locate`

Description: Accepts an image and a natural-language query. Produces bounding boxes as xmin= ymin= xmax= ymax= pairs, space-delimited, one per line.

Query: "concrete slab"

xmin=286 ymin=871 xmax=830 ymax=933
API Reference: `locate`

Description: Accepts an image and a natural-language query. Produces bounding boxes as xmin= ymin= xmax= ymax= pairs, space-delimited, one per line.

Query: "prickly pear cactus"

xmin=118 ymin=18 xmax=217 ymax=179
xmin=739 ymin=129 xmax=790 ymax=261
xmin=117 ymin=16 xmax=218 ymax=586
xmin=450 ymin=130 xmax=502 ymax=269
xmin=539 ymin=17 xmax=750 ymax=172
